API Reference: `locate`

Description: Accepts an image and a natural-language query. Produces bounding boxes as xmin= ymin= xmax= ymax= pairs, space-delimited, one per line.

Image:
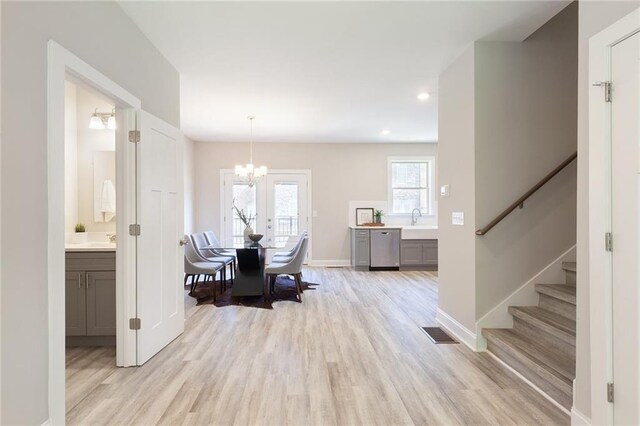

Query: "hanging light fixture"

xmin=89 ymin=108 xmax=116 ymax=130
xmin=235 ymin=116 xmax=267 ymax=187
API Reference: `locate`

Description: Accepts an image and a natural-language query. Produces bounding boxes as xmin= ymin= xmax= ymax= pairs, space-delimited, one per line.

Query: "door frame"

xmin=47 ymin=41 xmax=141 ymax=424
xmin=219 ymin=169 xmax=313 ymax=262
xmin=588 ymin=9 xmax=640 ymax=425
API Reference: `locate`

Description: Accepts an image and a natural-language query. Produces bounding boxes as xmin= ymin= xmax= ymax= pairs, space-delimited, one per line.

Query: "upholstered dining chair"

xmin=204 ymin=231 xmax=237 ymax=257
xmin=272 ymin=231 xmax=308 ymax=263
xmin=189 ymin=233 xmax=234 ymax=290
xmin=265 ymin=237 xmax=309 ymax=302
xmin=183 ymin=234 xmax=225 ymax=301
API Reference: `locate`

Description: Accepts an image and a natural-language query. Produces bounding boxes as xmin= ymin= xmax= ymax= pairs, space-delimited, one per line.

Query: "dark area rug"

xmin=188 ymin=276 xmax=318 ymax=309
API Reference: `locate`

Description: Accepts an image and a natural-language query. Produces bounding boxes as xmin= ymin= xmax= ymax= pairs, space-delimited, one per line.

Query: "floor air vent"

xmin=421 ymin=327 xmax=458 ymax=344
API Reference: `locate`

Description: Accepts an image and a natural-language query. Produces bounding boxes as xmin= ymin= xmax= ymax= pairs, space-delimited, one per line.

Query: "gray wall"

xmin=475 ymin=3 xmax=578 ymax=319
xmin=193 ymin=141 xmax=437 ymax=263
xmin=1 ymin=2 xmax=179 ymax=424
xmin=438 ymin=3 xmax=577 ymax=333
xmin=575 ymin=1 xmax=640 ymax=419
xmin=437 ymin=46 xmax=477 ymax=331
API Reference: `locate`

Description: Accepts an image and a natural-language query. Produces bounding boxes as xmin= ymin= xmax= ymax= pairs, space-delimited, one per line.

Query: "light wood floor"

xmin=66 ymin=268 xmax=569 ymax=425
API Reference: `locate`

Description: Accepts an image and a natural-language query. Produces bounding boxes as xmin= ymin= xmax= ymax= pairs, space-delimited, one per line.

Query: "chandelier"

xmin=235 ymin=116 xmax=267 ymax=187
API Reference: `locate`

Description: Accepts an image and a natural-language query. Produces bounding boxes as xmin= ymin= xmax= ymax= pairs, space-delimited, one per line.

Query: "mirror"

xmin=93 ymin=151 xmax=116 ymax=222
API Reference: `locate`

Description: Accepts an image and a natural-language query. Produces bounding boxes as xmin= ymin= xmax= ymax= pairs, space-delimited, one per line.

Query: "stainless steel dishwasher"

xmin=370 ymin=229 xmax=400 ymax=270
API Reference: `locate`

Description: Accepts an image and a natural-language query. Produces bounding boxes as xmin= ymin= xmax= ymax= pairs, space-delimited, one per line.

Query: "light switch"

xmin=452 ymin=212 xmax=464 ymax=225
xmin=312 ymin=210 xmax=318 ymax=217
xmin=440 ymin=184 xmax=450 ymax=197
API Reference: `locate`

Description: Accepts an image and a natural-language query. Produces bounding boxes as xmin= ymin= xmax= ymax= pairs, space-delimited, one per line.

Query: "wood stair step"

xmin=535 ymin=284 xmax=576 ymax=305
xmin=562 ymin=262 xmax=576 ymax=272
xmin=509 ymin=306 xmax=576 ymax=346
xmin=483 ymin=328 xmax=573 ymax=409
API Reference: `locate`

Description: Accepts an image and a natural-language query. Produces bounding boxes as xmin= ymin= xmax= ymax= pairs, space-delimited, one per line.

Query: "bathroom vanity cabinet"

xmin=65 ymin=251 xmax=116 ymax=345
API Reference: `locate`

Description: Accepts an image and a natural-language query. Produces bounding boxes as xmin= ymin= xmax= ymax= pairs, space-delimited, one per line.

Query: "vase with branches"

xmin=233 ymin=199 xmax=257 ymax=242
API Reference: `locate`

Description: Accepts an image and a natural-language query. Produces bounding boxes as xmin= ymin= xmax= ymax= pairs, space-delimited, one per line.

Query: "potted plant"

xmin=72 ymin=223 xmax=87 ymax=243
xmin=374 ymin=210 xmax=384 ymax=224
xmin=232 ymin=200 xmax=257 ymax=243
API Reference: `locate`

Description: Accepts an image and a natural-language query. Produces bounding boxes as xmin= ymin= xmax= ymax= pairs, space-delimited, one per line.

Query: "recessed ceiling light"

xmin=381 ymin=129 xmax=391 ymax=135
xmin=417 ymin=92 xmax=431 ymax=101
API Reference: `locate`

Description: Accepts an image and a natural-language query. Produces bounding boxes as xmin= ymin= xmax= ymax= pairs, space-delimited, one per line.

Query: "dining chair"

xmin=190 ymin=233 xmax=234 ymax=290
xmin=183 ymin=235 xmax=225 ymax=301
xmin=272 ymin=231 xmax=308 ymax=262
xmin=265 ymin=237 xmax=309 ymax=302
xmin=204 ymin=231 xmax=237 ymax=271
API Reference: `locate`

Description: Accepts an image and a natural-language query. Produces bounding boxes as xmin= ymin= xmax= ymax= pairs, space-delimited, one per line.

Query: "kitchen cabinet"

xmin=351 ymin=229 xmax=370 ymax=267
xmin=65 ymin=252 xmax=116 ymax=343
xmin=400 ymin=240 xmax=438 ymax=270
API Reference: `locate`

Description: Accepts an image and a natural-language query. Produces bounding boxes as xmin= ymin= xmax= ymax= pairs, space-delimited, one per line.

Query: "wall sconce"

xmin=89 ymin=108 xmax=116 ymax=130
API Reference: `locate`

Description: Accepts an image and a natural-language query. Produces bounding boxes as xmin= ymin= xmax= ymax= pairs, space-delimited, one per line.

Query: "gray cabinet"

xmin=65 ymin=271 xmax=86 ymax=336
xmin=65 ymin=252 xmax=116 ymax=341
xmin=351 ymin=229 xmax=370 ymax=267
xmin=400 ymin=239 xmax=438 ymax=270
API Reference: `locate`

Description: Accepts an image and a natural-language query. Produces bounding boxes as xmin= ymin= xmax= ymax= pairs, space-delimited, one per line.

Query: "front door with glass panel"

xmin=222 ymin=171 xmax=309 ymax=256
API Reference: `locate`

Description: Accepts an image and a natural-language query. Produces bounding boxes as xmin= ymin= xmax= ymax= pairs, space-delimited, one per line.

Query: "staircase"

xmin=482 ymin=262 xmax=576 ymax=410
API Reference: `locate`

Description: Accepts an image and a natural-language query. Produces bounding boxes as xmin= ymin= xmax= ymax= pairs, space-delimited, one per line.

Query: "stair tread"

xmin=562 ymin=262 xmax=576 ymax=272
xmin=535 ymin=284 xmax=576 ymax=305
xmin=483 ymin=328 xmax=575 ymax=384
xmin=510 ymin=306 xmax=576 ymax=336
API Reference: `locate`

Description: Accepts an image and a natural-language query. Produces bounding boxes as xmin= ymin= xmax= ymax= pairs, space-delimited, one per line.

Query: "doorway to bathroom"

xmin=63 ymin=79 xmax=119 ymax=413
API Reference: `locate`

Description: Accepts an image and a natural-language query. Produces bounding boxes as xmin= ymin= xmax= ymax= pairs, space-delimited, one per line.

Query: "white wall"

xmin=575 ymin=1 xmax=640 ymax=421
xmin=437 ymin=45 xmax=477 ymax=332
xmin=193 ymin=142 xmax=437 ymax=263
xmin=64 ymin=81 xmax=78 ymax=233
xmin=474 ymin=3 xmax=578 ymax=319
xmin=0 ymin=2 xmax=179 ymax=424
xmin=438 ymin=2 xmax=577 ymax=336
xmin=184 ymin=137 xmax=196 ymax=234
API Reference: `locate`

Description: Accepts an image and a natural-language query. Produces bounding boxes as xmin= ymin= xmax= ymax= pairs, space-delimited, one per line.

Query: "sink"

xmin=401 ymin=226 xmax=438 ymax=240
xmin=66 ymin=241 xmax=116 ymax=251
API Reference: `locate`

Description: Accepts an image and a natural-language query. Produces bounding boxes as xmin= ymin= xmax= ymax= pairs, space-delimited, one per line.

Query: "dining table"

xmin=203 ymin=242 xmax=281 ymax=298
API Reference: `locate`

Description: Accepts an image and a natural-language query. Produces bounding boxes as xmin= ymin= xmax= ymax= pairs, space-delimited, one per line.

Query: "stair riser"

xmin=513 ymin=318 xmax=575 ymax=358
xmin=487 ymin=341 xmax=573 ymax=410
xmin=565 ymin=270 xmax=576 ymax=286
xmin=539 ymin=294 xmax=576 ymax=320
xmin=509 ymin=308 xmax=576 ymax=348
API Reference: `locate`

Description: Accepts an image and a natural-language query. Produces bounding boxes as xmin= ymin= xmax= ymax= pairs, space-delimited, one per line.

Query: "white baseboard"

xmin=475 ymin=245 xmax=576 ymax=349
xmin=486 ymin=350 xmax=571 ymax=417
xmin=571 ymin=407 xmax=591 ymax=425
xmin=436 ymin=308 xmax=478 ymax=351
xmin=309 ymin=259 xmax=351 ymax=267
xmin=41 ymin=419 xmax=51 ymax=426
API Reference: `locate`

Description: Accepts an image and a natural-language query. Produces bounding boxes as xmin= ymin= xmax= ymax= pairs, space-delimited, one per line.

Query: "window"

xmin=388 ymin=157 xmax=434 ymax=215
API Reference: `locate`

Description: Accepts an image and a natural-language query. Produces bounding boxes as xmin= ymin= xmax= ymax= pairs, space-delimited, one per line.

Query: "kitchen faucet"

xmin=411 ymin=208 xmax=422 ymax=226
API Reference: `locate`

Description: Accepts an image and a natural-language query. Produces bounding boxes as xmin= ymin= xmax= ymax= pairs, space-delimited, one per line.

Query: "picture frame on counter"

xmin=355 ymin=208 xmax=374 ymax=226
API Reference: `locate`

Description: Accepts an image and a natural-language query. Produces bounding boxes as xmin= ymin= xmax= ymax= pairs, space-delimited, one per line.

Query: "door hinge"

xmin=605 ymin=232 xmax=613 ymax=252
xmin=128 ymin=130 xmax=141 ymax=143
xmin=593 ymin=81 xmax=612 ymax=102
xmin=129 ymin=224 xmax=141 ymax=236
xmin=129 ymin=318 xmax=141 ymax=330
xmin=607 ymin=382 xmax=614 ymax=403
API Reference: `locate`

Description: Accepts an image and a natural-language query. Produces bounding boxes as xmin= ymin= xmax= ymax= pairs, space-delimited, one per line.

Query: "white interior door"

xmin=611 ymin=31 xmax=639 ymax=425
xmin=136 ymin=110 xmax=184 ymax=365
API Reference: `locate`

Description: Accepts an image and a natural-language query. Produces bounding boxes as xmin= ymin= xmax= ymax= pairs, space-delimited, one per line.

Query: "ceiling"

xmin=120 ymin=1 xmax=570 ymax=143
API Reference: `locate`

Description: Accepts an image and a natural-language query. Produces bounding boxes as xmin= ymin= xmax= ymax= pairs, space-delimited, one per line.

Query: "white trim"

xmin=41 ymin=420 xmax=52 ymax=426
xmin=588 ymin=9 xmax=640 ymax=426
xmin=475 ymin=245 xmax=576 ymax=351
xmin=571 ymin=407 xmax=592 ymax=426
xmin=310 ymin=260 xmax=351 ymax=267
xmin=436 ymin=308 xmax=478 ymax=351
xmin=47 ymin=41 xmax=141 ymax=425
xmin=387 ymin=156 xmax=436 ymax=216
xmin=486 ymin=350 xmax=571 ymax=417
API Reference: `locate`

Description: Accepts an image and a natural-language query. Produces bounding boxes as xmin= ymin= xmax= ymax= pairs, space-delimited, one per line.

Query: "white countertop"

xmin=65 ymin=242 xmax=116 ymax=252
xmin=351 ymin=225 xmax=438 ymax=240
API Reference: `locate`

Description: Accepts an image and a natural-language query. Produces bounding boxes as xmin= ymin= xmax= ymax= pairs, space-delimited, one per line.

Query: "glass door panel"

xmin=231 ymin=183 xmax=256 ymax=246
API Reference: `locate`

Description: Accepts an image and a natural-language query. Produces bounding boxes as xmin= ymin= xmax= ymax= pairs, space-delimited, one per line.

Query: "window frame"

xmin=387 ymin=156 xmax=436 ymax=216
